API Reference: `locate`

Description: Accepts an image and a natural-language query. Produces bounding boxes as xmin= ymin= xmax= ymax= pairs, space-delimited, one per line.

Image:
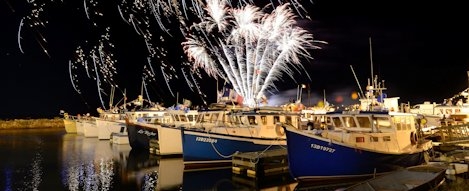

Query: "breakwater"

xmin=0 ymin=118 xmax=64 ymax=129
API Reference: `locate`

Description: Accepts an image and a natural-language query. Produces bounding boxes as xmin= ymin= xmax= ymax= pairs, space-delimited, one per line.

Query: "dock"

xmin=425 ymin=122 xmax=469 ymax=152
xmin=232 ymin=149 xmax=289 ymax=178
xmin=425 ymin=121 xmax=469 ymax=176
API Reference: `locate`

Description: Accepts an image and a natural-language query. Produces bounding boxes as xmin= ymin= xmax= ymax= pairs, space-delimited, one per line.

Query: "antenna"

xmin=369 ymin=37 xmax=374 ymax=86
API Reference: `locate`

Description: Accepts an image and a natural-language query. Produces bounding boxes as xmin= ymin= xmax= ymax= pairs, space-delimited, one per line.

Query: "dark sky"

xmin=1 ymin=1 xmax=468 ymax=119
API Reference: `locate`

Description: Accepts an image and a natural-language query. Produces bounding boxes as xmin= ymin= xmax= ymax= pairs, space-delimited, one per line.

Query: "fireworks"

xmin=69 ymin=27 xmax=120 ymax=110
xmin=15 ymin=0 xmax=320 ymax=107
xmin=183 ymin=2 xmax=323 ymax=106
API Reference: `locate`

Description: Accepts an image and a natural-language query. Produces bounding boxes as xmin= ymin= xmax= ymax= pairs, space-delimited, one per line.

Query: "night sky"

xmin=1 ymin=1 xmax=468 ymax=119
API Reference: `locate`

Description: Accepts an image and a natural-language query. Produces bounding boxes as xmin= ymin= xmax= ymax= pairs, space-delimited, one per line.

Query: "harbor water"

xmin=0 ymin=128 xmax=468 ymax=191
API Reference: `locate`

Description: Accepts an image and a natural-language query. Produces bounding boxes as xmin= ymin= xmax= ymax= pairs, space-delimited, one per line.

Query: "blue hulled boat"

xmin=283 ymin=76 xmax=434 ymax=181
xmin=181 ymin=103 xmax=304 ymax=168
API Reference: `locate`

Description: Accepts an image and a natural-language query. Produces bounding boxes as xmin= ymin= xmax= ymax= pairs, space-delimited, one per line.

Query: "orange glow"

xmin=351 ymin=92 xmax=358 ymax=100
xmin=335 ymin=96 xmax=343 ymax=103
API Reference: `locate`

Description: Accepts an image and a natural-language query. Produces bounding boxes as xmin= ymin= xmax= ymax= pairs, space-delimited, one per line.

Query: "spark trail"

xmin=17 ymin=0 xmax=317 ymax=107
xmin=69 ymin=28 xmax=121 ymax=110
xmin=183 ymin=2 xmax=323 ymax=106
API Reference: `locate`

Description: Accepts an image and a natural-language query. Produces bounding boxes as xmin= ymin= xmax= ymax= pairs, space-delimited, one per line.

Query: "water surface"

xmin=0 ymin=128 xmax=467 ymax=190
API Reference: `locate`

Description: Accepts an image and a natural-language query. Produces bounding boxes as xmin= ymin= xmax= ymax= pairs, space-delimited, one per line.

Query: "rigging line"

xmin=350 ymin=65 xmax=365 ymax=99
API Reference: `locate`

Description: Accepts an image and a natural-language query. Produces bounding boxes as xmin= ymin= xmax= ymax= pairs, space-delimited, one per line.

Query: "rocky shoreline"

xmin=0 ymin=118 xmax=64 ymax=129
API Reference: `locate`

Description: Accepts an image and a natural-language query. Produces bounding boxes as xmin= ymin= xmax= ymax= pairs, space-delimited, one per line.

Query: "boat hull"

xmin=126 ymin=123 xmax=154 ymax=151
xmin=76 ymin=120 xmax=84 ymax=135
xmin=96 ymin=119 xmax=126 ymax=140
xmin=126 ymin=123 xmax=183 ymax=155
xmin=63 ymin=119 xmax=77 ymax=133
xmin=82 ymin=120 xmax=98 ymax=138
xmin=284 ymin=127 xmax=429 ymax=181
xmin=181 ymin=128 xmax=286 ymax=167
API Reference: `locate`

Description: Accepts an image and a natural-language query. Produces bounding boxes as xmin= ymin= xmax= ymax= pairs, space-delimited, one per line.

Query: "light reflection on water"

xmin=0 ymin=128 xmax=469 ymax=190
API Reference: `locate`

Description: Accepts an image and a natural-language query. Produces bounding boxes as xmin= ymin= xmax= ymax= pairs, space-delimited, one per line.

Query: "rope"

xmin=208 ymin=130 xmax=287 ymax=160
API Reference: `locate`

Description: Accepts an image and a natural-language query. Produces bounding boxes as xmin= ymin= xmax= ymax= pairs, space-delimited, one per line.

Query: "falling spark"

xmin=17 ymin=18 xmax=24 ymax=53
xmin=183 ymin=2 xmax=323 ymax=106
xmin=19 ymin=0 xmax=316 ymax=107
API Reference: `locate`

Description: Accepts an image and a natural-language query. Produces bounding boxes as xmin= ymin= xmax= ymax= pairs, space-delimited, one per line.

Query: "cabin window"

xmin=231 ymin=116 xmax=240 ymax=125
xmin=343 ymin=116 xmax=356 ymax=128
xmin=174 ymin=114 xmax=180 ymax=121
xmin=402 ymin=116 xmax=409 ymax=130
xmin=210 ymin=113 xmax=219 ymax=123
xmin=179 ymin=115 xmax=187 ymax=122
xmin=274 ymin=116 xmax=280 ymax=124
xmin=248 ymin=116 xmax=257 ymax=125
xmin=241 ymin=116 xmax=250 ymax=125
xmin=188 ymin=115 xmax=196 ymax=122
xmin=383 ymin=136 xmax=391 ymax=141
xmin=285 ymin=116 xmax=292 ymax=125
xmin=356 ymin=137 xmax=365 ymax=143
xmin=373 ymin=117 xmax=391 ymax=129
xmin=394 ymin=116 xmax=412 ymax=130
xmin=202 ymin=113 xmax=211 ymax=122
xmin=393 ymin=116 xmax=402 ymax=130
xmin=153 ymin=118 xmax=160 ymax=123
xmin=406 ymin=116 xmax=413 ymax=130
xmin=332 ymin=117 xmax=342 ymax=127
xmin=370 ymin=136 xmax=379 ymax=142
xmin=223 ymin=114 xmax=231 ymax=124
xmin=356 ymin=116 xmax=371 ymax=128
xmin=261 ymin=116 xmax=267 ymax=125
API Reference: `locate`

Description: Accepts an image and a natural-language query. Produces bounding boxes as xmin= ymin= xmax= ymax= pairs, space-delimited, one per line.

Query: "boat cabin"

xmin=194 ymin=106 xmax=302 ymax=138
xmin=311 ymin=110 xmax=423 ymax=152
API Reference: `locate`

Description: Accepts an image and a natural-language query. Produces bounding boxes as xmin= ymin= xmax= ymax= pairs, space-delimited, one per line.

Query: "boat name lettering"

xmin=137 ymin=129 xmax=157 ymax=137
xmin=310 ymin=143 xmax=335 ymax=153
xmin=196 ymin=137 xmax=217 ymax=143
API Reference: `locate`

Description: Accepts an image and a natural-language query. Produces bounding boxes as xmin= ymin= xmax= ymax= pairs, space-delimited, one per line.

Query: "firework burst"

xmin=183 ymin=2 xmax=324 ymax=106
xmin=69 ymin=27 xmax=121 ymax=110
xmin=16 ymin=0 xmax=317 ymax=107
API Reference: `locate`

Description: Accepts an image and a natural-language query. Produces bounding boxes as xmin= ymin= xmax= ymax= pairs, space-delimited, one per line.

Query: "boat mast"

xmin=369 ymin=37 xmax=374 ymax=87
xmin=123 ymin=88 xmax=127 ymax=111
xmin=109 ymin=86 xmax=115 ymax=109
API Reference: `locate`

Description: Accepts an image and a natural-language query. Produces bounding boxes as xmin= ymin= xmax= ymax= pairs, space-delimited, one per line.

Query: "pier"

xmin=232 ymin=149 xmax=289 ymax=178
xmin=425 ymin=121 xmax=469 ymax=176
xmin=427 ymin=121 xmax=469 ymax=152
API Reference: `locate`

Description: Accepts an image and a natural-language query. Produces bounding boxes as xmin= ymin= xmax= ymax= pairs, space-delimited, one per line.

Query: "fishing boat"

xmin=95 ymin=110 xmax=127 ymax=140
xmin=95 ymin=87 xmax=130 ymax=140
xmin=126 ymin=108 xmax=198 ymax=155
xmin=125 ymin=104 xmax=168 ymax=151
xmin=81 ymin=114 xmax=98 ymax=138
xmin=62 ymin=112 xmax=77 ymax=134
xmin=282 ymin=74 xmax=434 ymax=181
xmin=125 ymin=97 xmax=198 ymax=154
xmin=181 ymin=102 xmax=304 ymax=168
xmin=410 ymin=73 xmax=469 ymax=128
xmin=340 ymin=164 xmax=446 ymax=191
xmin=75 ymin=116 xmax=85 ymax=135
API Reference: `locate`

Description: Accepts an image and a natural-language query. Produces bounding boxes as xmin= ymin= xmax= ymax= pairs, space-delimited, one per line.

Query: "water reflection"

xmin=126 ymin=150 xmax=183 ymax=190
xmin=1 ymin=129 xmax=468 ymax=190
xmin=61 ymin=134 xmax=131 ymax=191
